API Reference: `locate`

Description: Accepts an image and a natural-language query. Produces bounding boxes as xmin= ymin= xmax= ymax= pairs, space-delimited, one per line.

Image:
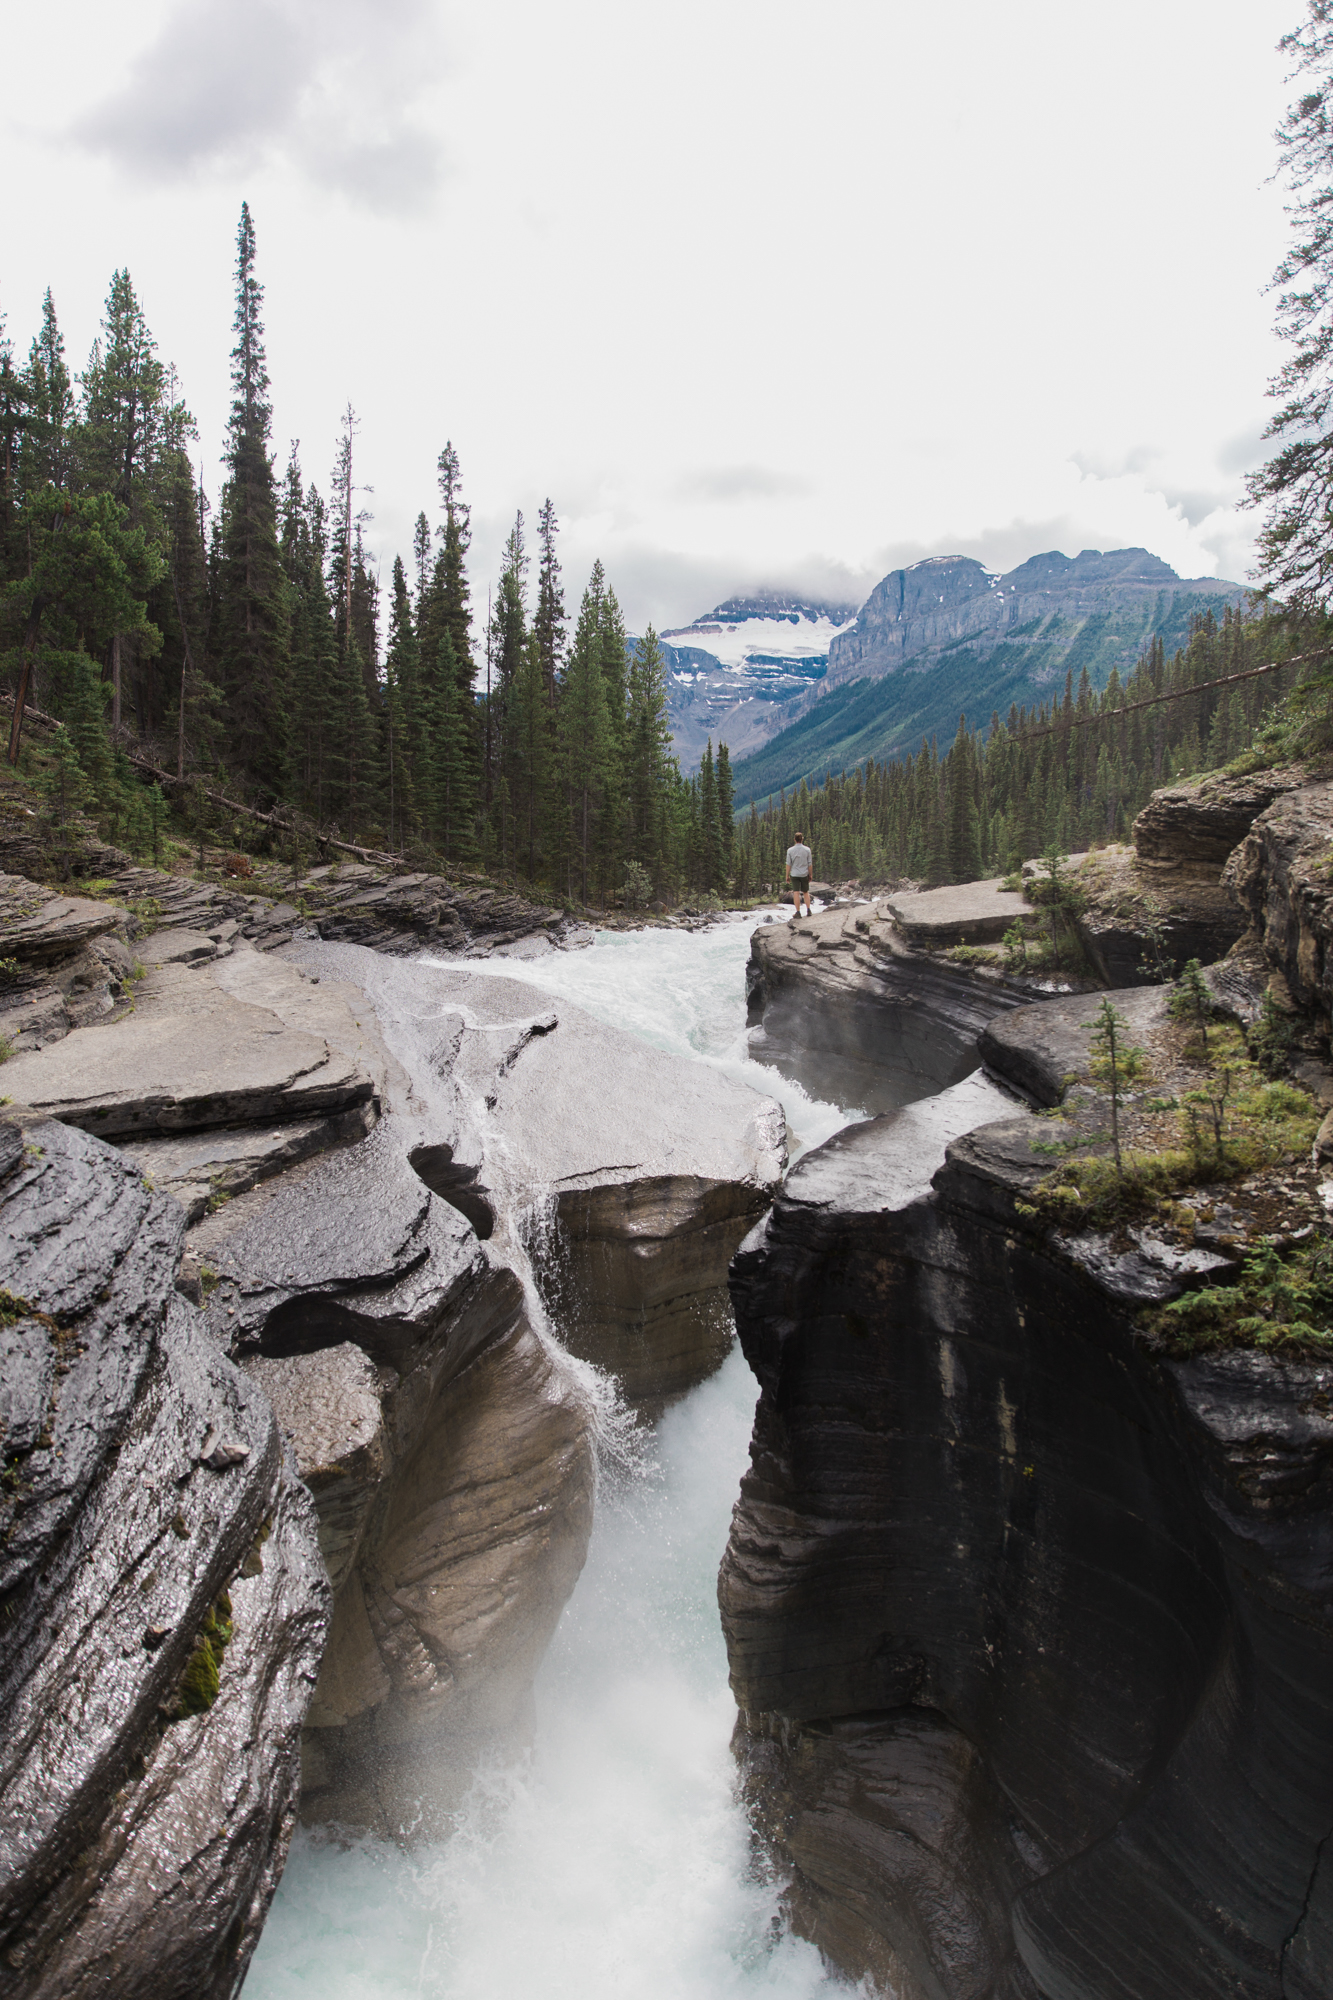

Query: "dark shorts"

xmin=791 ymin=876 xmax=808 ymax=891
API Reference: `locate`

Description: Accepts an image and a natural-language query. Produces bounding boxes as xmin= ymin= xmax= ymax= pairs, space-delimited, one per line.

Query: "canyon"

xmin=3 ymin=763 xmax=1333 ymax=1998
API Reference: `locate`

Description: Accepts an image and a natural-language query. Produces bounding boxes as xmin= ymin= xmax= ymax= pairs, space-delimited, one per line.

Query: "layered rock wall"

xmin=721 ymin=1106 xmax=1333 ymax=1998
xmin=0 ymin=1112 xmax=328 ymax=1999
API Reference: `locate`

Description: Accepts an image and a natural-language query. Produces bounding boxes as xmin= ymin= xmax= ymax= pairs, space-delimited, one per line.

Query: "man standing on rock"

xmin=785 ymin=831 xmax=813 ymax=917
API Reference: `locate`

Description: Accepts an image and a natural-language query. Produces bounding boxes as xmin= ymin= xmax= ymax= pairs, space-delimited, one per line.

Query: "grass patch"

xmin=1147 ymin=1235 xmax=1333 ymax=1359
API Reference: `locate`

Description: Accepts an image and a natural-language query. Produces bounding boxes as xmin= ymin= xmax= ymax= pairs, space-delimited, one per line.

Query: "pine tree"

xmin=384 ymin=555 xmax=422 ymax=848
xmin=627 ymin=624 xmax=675 ymax=882
xmin=214 ymin=203 xmax=289 ymax=795
xmin=79 ymin=271 xmax=170 ymax=736
xmin=716 ymin=740 xmax=735 ymax=883
xmin=559 ymin=564 xmax=611 ymax=904
xmin=534 ymin=497 xmax=567 ymax=703
xmin=509 ymin=633 xmax=551 ymax=882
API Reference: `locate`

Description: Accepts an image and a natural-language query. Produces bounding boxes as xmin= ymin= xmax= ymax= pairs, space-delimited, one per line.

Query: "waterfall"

xmin=244 ymin=911 xmax=860 ymax=1998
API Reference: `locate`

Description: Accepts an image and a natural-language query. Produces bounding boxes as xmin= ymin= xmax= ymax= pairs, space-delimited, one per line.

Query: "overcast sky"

xmin=2 ymin=0 xmax=1300 ymax=628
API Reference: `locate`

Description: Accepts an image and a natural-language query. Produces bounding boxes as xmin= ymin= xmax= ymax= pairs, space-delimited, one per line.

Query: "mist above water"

xmin=246 ymin=1351 xmax=843 ymax=2000
xmin=245 ymin=913 xmax=863 ymax=1999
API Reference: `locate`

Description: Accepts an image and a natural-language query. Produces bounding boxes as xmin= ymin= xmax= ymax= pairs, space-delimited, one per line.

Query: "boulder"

xmin=0 ymin=1110 xmax=328 ymax=2000
xmin=885 ymin=878 xmax=1029 ymax=946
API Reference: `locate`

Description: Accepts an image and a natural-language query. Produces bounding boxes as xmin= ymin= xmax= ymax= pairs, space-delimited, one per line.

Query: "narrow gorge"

xmin=3 ymin=772 xmax=1333 ymax=1999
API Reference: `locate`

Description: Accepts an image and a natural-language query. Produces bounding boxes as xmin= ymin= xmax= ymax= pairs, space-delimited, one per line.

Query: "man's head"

xmin=795 ymin=831 xmax=804 ymax=842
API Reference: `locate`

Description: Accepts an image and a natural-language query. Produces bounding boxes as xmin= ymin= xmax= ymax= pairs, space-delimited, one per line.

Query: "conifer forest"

xmin=0 ymin=203 xmax=1305 ymax=908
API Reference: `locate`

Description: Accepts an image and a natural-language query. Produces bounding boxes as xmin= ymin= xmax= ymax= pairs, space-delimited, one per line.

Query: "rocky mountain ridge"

xmin=724 ymin=547 xmax=1246 ymax=805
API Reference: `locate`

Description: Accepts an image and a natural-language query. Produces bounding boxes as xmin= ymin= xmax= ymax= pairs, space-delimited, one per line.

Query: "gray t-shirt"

xmin=786 ymin=843 xmax=812 ymax=877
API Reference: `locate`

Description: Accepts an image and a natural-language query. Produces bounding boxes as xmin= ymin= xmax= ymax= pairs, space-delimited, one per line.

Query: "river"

xmin=244 ymin=911 xmax=862 ymax=2000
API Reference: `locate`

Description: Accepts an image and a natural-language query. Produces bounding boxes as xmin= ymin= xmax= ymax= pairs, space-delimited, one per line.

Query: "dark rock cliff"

xmin=719 ymin=1103 xmax=1333 ymax=1999
xmin=0 ymin=1111 xmax=328 ymax=1999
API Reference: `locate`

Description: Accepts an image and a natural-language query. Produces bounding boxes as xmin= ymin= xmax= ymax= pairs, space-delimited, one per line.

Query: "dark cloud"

xmin=72 ymin=0 xmax=445 ymax=215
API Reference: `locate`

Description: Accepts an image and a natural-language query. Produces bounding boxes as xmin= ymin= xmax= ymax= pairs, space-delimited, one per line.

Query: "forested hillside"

xmin=730 ymin=607 xmax=1301 ymax=894
xmin=727 ymin=581 xmax=1245 ymax=807
xmin=0 ymin=206 xmax=742 ymax=908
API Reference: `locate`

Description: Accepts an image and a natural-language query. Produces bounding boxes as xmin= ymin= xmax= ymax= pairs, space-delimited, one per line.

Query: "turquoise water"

xmin=244 ymin=915 xmax=859 ymax=2000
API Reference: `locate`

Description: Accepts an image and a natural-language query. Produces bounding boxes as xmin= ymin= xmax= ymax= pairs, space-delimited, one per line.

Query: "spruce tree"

xmin=627 ymin=624 xmax=675 ymax=881
xmin=214 ymin=203 xmax=289 ymax=795
xmin=559 ymin=564 xmax=611 ymax=904
xmin=716 ymin=740 xmax=735 ymax=883
xmin=79 ymin=271 xmax=170 ymax=736
xmin=534 ymin=497 xmax=567 ymax=703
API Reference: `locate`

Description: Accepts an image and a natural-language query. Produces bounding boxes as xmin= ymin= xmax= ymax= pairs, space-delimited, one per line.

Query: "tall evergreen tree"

xmin=214 ymin=202 xmax=289 ymax=795
xmin=534 ymin=497 xmax=566 ymax=703
xmin=559 ymin=563 xmax=611 ymax=903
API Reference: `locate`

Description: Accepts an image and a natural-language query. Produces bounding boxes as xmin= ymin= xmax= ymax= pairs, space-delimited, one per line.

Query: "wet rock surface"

xmin=0 ymin=1112 xmax=328 ymax=2000
xmin=284 ymin=941 xmax=786 ymax=1411
xmin=746 ymin=902 xmax=1037 ymax=1115
xmin=720 ymin=1023 xmax=1333 ymax=1998
xmin=170 ymin=937 xmax=783 ymax=1825
xmin=979 ymin=985 xmax=1168 ymax=1107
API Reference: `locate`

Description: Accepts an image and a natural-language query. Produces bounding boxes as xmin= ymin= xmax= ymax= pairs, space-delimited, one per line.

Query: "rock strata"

xmin=0 ymin=1111 xmax=328 ymax=1999
xmin=1073 ymin=769 xmax=1314 ymax=986
xmin=720 ymin=1003 xmax=1333 ymax=1999
xmin=745 ymin=902 xmax=1036 ymax=1115
xmin=284 ymin=942 xmax=786 ymax=1411
xmin=1225 ymin=775 xmax=1333 ymax=1024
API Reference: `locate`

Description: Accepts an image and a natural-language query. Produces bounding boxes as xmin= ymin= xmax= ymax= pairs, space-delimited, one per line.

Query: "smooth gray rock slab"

xmin=979 ymin=984 xmax=1169 ymax=1107
xmin=0 ymin=957 xmax=374 ymax=1138
xmin=122 ymin=1103 xmax=375 ymax=1224
xmin=886 ymin=878 xmax=1029 ymax=945
xmin=138 ymin=927 xmax=219 ymax=967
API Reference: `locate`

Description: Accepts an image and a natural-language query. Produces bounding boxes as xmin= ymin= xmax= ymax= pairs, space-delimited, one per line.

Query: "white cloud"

xmin=72 ymin=0 xmax=446 ymax=213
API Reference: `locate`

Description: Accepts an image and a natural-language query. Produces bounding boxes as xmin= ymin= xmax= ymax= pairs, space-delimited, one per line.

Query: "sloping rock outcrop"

xmin=287 ymin=941 xmax=786 ymax=1412
xmin=165 ymin=939 xmax=783 ymax=1825
xmin=0 ymin=873 xmax=137 ymax=1051
xmin=1073 ymin=768 xmax=1313 ymax=986
xmin=720 ymin=1079 xmax=1333 ymax=1999
xmin=1 ymin=936 xmax=381 ymax=1221
xmin=745 ymin=901 xmax=1037 ymax=1115
xmin=190 ymin=1131 xmax=595 ymax=1831
xmin=0 ymin=1110 xmax=328 ymax=2000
